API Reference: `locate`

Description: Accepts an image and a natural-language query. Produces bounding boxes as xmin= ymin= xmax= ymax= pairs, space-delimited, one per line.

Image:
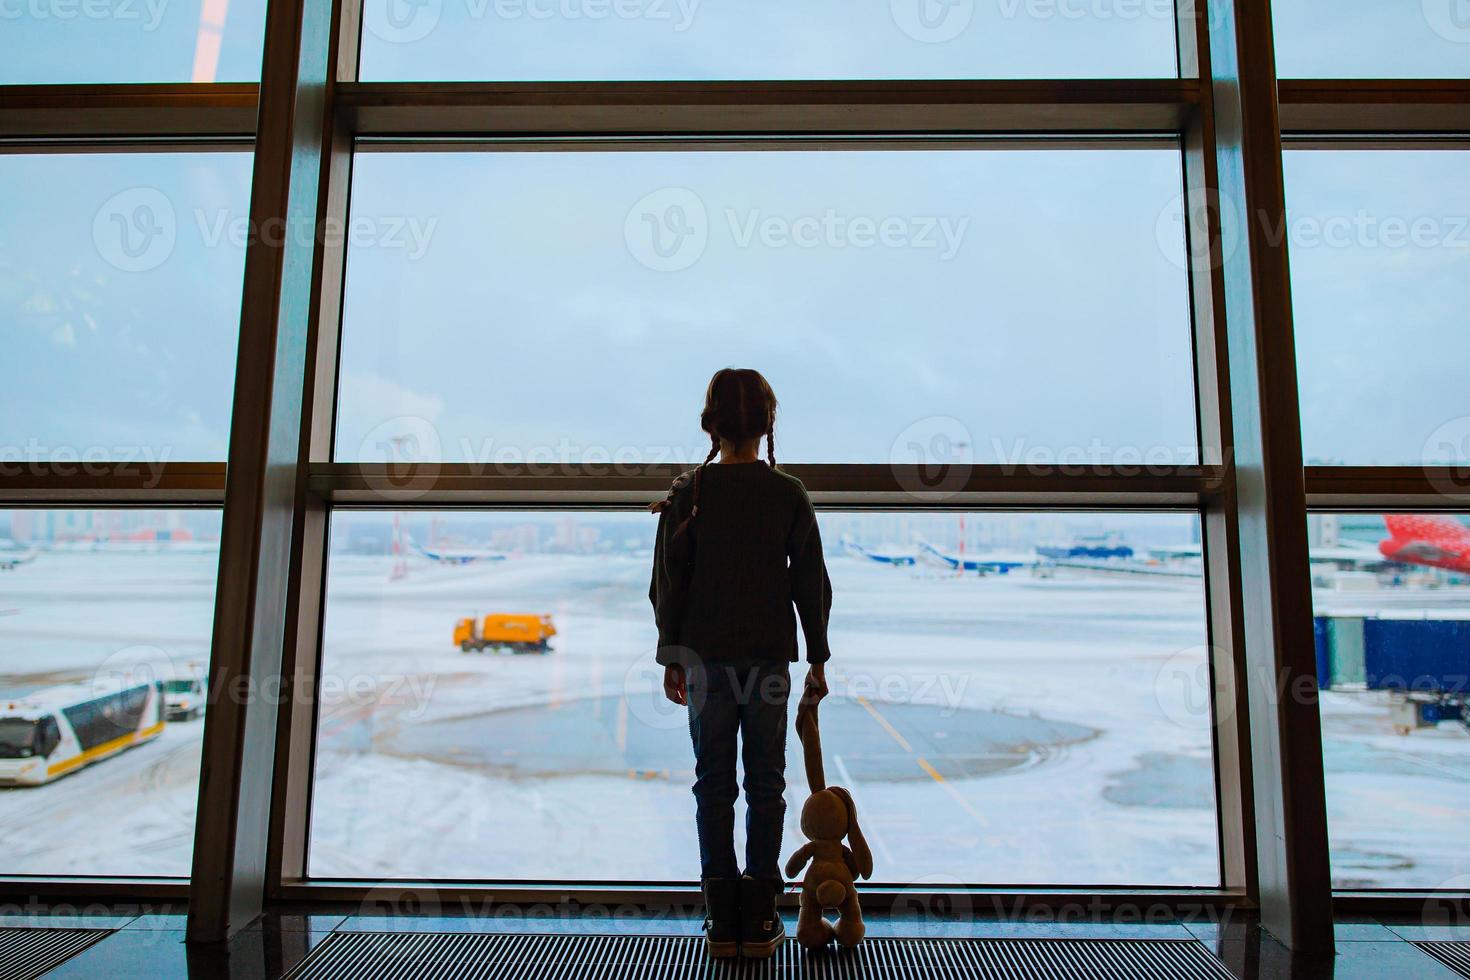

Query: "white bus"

xmin=0 ymin=679 xmax=165 ymax=787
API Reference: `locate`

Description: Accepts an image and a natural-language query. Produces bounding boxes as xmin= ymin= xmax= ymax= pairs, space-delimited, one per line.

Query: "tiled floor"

xmin=5 ymin=905 xmax=1469 ymax=978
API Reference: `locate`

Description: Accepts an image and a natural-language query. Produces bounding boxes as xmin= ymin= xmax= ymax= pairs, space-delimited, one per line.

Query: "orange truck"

xmin=454 ymin=614 xmax=557 ymax=654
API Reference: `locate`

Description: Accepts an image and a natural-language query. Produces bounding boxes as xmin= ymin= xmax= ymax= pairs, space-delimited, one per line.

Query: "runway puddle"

xmin=386 ymin=694 xmax=1097 ymax=782
xmin=1103 ymin=751 xmax=1215 ymax=809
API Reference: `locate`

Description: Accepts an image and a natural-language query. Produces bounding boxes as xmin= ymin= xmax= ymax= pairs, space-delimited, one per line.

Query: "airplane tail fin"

xmin=1384 ymin=514 xmax=1470 ymax=543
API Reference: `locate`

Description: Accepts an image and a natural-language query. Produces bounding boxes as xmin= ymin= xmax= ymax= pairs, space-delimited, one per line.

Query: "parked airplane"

xmin=402 ymin=531 xmax=508 ymax=566
xmin=0 ymin=541 xmax=37 ymax=571
xmin=915 ymin=538 xmax=1035 ymax=574
xmin=1379 ymin=515 xmax=1470 ymax=575
xmin=1152 ymin=515 xmax=1470 ymax=577
xmin=841 ymin=536 xmax=917 ymax=566
xmin=1151 ymin=540 xmax=1386 ymax=572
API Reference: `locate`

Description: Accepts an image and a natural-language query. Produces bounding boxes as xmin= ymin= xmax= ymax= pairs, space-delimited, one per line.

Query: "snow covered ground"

xmin=1 ymin=546 xmax=1466 ymax=890
xmin=307 ymin=552 xmax=1219 ymax=886
xmin=0 ymin=550 xmax=216 ymax=877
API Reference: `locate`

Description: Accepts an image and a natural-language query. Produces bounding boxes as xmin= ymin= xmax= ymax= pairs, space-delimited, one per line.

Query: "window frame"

xmin=1 ymin=0 xmax=1466 ymax=948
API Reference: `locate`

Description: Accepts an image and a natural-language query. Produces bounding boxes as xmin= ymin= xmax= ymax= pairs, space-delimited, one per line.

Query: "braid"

xmin=673 ymin=439 xmax=719 ymax=538
xmin=765 ymin=429 xmax=776 ymax=469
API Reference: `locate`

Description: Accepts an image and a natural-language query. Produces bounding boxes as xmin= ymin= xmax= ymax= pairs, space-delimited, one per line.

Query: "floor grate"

xmin=285 ymin=932 xmax=1237 ymax=979
xmin=0 ymin=929 xmax=112 ymax=980
xmin=1417 ymin=941 xmax=1470 ymax=978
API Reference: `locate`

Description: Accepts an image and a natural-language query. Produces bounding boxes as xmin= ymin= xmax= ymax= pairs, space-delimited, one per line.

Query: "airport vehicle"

xmin=454 ymin=614 xmax=557 ymax=654
xmin=0 ymin=679 xmax=166 ymax=786
xmin=160 ymin=662 xmax=208 ymax=721
xmin=1315 ymin=613 xmax=1470 ymax=735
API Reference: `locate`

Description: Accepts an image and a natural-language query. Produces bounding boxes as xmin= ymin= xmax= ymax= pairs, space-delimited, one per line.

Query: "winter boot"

xmin=700 ymin=878 xmax=740 ymax=958
xmin=739 ymin=875 xmax=785 ymax=958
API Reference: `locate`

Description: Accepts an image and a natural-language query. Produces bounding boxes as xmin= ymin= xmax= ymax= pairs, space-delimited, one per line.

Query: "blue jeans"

xmin=686 ymin=662 xmax=791 ymax=885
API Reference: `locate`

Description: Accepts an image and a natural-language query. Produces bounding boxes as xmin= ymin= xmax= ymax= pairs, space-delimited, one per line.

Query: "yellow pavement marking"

xmin=917 ymin=756 xmax=990 ymax=828
xmin=855 ymin=694 xmax=988 ymax=829
xmin=855 ymin=695 xmax=913 ymax=752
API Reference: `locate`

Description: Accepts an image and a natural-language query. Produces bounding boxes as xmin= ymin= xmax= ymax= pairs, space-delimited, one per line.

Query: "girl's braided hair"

xmin=650 ymin=368 xmax=778 ymax=537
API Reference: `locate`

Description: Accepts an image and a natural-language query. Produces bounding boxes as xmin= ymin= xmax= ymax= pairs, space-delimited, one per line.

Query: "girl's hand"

xmin=663 ymin=664 xmax=687 ymax=706
xmin=803 ymin=663 xmax=828 ymax=704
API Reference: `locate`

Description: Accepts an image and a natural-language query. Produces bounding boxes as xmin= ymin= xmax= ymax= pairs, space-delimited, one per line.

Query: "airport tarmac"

xmin=0 ymin=548 xmax=1465 ymax=890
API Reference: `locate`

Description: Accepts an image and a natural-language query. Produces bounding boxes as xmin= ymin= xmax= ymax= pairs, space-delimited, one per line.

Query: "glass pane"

xmin=335 ymin=148 xmax=1199 ymax=466
xmin=1284 ymin=150 xmax=1470 ymax=467
xmin=0 ymin=151 xmax=252 ymax=464
xmin=308 ymin=510 xmax=1218 ymax=886
xmin=359 ymin=0 xmax=1178 ymax=81
xmin=0 ymin=0 xmax=268 ymax=83
xmin=1275 ymin=0 xmax=1470 ymax=79
xmin=1310 ymin=513 xmax=1470 ymax=890
xmin=0 ymin=509 xmax=220 ymax=877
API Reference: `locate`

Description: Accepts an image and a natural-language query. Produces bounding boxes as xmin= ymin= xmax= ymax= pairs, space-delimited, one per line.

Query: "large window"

xmin=357 ymin=0 xmax=1180 ymax=82
xmin=13 ymin=0 xmax=1465 ymax=929
xmin=307 ymin=509 xmax=1218 ymax=886
xmin=0 ymin=151 xmax=253 ymax=464
xmin=336 ymin=147 xmax=1199 ymax=467
xmin=1309 ymin=513 xmax=1470 ymax=890
xmin=1283 ymin=149 xmax=1470 ymax=467
xmin=0 ymin=509 xmax=221 ymax=877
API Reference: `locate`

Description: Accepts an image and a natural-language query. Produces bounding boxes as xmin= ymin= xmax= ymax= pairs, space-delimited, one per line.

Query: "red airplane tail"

xmin=1382 ymin=514 xmax=1470 ymax=546
xmin=1379 ymin=514 xmax=1470 ymax=572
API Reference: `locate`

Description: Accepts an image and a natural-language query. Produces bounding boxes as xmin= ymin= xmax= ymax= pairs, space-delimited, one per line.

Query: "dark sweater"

xmin=649 ymin=462 xmax=832 ymax=667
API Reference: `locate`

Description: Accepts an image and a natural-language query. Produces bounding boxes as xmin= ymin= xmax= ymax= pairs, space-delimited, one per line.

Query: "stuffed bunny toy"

xmin=784 ymin=694 xmax=873 ymax=949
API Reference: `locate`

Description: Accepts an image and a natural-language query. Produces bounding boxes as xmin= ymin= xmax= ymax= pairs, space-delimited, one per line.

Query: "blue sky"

xmin=2 ymin=147 xmax=1466 ymax=466
xmin=336 ymin=147 xmax=1200 ymax=465
xmin=2 ymin=5 xmax=1466 ymax=466
xmin=3 ymin=0 xmax=1467 ymax=84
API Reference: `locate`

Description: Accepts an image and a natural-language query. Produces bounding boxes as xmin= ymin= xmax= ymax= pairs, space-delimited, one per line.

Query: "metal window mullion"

xmin=0 ymin=83 xmax=260 ymax=139
xmin=305 ymin=471 xmax=1220 ymax=510
xmin=334 ymin=78 xmax=1199 ymax=137
xmin=1305 ymin=467 xmax=1470 ymax=510
xmin=1278 ymin=79 xmax=1470 ymax=135
xmin=266 ymin=110 xmax=358 ymax=898
xmin=1177 ymin=0 xmax=1257 ymax=906
xmin=0 ymin=463 xmax=227 ymax=506
xmin=1201 ymin=0 xmax=1334 ymax=954
xmin=184 ymin=0 xmax=343 ymax=943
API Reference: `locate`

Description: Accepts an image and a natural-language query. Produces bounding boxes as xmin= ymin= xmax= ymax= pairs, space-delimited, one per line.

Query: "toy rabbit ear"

xmin=796 ymin=698 xmax=825 ymax=792
xmin=829 ymin=786 xmax=873 ymax=880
